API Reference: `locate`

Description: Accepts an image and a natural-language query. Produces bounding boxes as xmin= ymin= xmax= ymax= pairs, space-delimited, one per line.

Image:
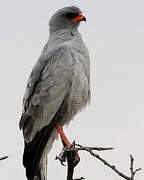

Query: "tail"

xmin=36 ymin=156 xmax=47 ymax=180
xmin=23 ymin=116 xmax=58 ymax=180
xmin=22 ymin=98 xmax=68 ymax=180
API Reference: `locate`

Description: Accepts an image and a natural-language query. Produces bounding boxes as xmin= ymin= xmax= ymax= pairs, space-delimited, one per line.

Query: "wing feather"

xmin=19 ymin=45 xmax=73 ymax=142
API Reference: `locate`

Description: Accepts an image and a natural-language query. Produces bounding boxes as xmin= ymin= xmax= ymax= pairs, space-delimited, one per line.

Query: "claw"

xmin=55 ymin=146 xmax=68 ymax=166
xmin=60 ymin=160 xmax=66 ymax=166
xmin=55 ymin=156 xmax=66 ymax=166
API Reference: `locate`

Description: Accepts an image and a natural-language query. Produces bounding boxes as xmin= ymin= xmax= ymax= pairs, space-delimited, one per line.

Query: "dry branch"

xmin=56 ymin=142 xmax=142 ymax=180
xmin=0 ymin=156 xmax=8 ymax=161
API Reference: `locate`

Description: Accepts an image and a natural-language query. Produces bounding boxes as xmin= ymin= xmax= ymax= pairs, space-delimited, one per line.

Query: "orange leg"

xmin=56 ymin=123 xmax=80 ymax=166
xmin=56 ymin=123 xmax=71 ymax=147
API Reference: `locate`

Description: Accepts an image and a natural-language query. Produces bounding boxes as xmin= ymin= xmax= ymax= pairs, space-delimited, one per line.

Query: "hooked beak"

xmin=72 ymin=13 xmax=86 ymax=23
xmin=82 ymin=16 xmax=86 ymax=22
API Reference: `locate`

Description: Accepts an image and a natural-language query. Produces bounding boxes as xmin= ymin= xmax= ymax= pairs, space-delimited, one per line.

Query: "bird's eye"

xmin=65 ymin=12 xmax=79 ymax=18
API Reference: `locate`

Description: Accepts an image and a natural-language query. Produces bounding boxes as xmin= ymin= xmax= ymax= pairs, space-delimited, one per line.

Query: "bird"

xmin=19 ymin=6 xmax=90 ymax=180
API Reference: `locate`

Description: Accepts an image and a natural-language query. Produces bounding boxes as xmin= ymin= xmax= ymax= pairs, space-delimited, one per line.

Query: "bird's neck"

xmin=48 ymin=28 xmax=79 ymax=44
xmin=49 ymin=23 xmax=78 ymax=35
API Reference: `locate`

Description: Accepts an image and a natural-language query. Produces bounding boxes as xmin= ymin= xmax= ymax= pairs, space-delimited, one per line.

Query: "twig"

xmin=0 ymin=156 xmax=8 ymax=161
xmin=74 ymin=144 xmax=141 ymax=180
xmin=75 ymin=144 xmax=130 ymax=180
xmin=56 ymin=143 xmax=142 ymax=180
xmin=130 ymin=155 xmax=142 ymax=180
xmin=73 ymin=177 xmax=85 ymax=180
xmin=64 ymin=146 xmax=113 ymax=152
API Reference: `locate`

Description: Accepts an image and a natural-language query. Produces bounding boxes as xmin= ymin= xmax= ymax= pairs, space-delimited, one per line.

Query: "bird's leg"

xmin=56 ymin=123 xmax=71 ymax=147
xmin=56 ymin=123 xmax=80 ymax=166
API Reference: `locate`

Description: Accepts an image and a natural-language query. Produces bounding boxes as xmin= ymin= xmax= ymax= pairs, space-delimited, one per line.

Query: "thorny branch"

xmin=56 ymin=142 xmax=142 ymax=180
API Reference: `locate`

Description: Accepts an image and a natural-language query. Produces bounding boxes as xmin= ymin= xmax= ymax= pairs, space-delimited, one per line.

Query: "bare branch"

xmin=0 ymin=156 xmax=8 ymax=161
xmin=64 ymin=145 xmax=113 ymax=152
xmin=134 ymin=168 xmax=142 ymax=175
xmin=75 ymin=144 xmax=130 ymax=180
xmin=130 ymin=155 xmax=142 ymax=180
xmin=75 ymin=144 xmax=142 ymax=180
xmin=56 ymin=142 xmax=142 ymax=180
xmin=73 ymin=177 xmax=85 ymax=180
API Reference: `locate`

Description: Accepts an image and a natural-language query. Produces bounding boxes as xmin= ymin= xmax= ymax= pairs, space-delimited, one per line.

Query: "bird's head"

xmin=49 ymin=6 xmax=86 ymax=34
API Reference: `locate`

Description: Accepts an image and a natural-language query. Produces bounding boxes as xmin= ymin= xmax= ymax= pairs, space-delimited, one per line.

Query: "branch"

xmin=56 ymin=142 xmax=114 ymax=180
xmin=74 ymin=144 xmax=142 ymax=180
xmin=73 ymin=178 xmax=85 ymax=180
xmin=130 ymin=155 xmax=142 ymax=180
xmin=64 ymin=146 xmax=113 ymax=152
xmin=56 ymin=142 xmax=142 ymax=180
xmin=75 ymin=144 xmax=130 ymax=180
xmin=0 ymin=156 xmax=8 ymax=161
xmin=66 ymin=150 xmax=75 ymax=180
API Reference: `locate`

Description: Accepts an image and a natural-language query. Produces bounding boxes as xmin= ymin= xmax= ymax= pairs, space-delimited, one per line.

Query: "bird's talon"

xmin=60 ymin=160 xmax=66 ymax=166
xmin=55 ymin=155 xmax=66 ymax=166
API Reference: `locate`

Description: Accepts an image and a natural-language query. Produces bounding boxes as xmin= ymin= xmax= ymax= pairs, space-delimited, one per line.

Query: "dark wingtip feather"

xmin=23 ymin=97 xmax=68 ymax=180
xmin=23 ymin=119 xmax=58 ymax=180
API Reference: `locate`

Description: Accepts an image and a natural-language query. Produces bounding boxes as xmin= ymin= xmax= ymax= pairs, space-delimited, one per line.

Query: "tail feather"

xmin=23 ymin=118 xmax=57 ymax=180
xmin=23 ymin=98 xmax=68 ymax=180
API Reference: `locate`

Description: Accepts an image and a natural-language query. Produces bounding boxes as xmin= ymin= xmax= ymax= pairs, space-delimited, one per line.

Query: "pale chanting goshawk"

xmin=19 ymin=6 xmax=90 ymax=180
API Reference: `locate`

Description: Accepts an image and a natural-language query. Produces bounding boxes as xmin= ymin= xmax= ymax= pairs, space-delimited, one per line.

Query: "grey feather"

xmin=19 ymin=6 xmax=90 ymax=180
xmin=20 ymin=46 xmax=73 ymax=142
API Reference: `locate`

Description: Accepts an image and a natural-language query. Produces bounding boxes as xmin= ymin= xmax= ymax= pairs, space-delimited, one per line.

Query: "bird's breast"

xmin=60 ymin=58 xmax=90 ymax=126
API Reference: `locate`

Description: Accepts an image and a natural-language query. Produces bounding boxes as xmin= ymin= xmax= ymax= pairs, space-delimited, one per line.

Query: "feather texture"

xmin=23 ymin=97 xmax=68 ymax=180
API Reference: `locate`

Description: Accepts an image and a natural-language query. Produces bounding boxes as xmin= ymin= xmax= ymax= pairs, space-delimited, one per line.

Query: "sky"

xmin=0 ymin=0 xmax=144 ymax=179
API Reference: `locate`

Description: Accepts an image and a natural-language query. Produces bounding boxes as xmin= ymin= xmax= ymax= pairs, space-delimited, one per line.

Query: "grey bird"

xmin=19 ymin=6 xmax=90 ymax=180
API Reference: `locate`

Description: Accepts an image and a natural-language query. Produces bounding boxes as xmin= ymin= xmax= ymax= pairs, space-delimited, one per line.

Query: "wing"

xmin=19 ymin=45 xmax=73 ymax=142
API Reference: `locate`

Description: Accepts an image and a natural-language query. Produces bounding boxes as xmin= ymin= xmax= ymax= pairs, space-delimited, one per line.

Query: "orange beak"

xmin=72 ymin=13 xmax=86 ymax=23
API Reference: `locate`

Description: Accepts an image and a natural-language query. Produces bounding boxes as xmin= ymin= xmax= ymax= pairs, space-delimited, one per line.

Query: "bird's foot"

xmin=55 ymin=147 xmax=67 ymax=166
xmin=56 ymin=123 xmax=80 ymax=166
xmin=56 ymin=123 xmax=80 ymax=167
xmin=56 ymin=140 xmax=80 ymax=167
